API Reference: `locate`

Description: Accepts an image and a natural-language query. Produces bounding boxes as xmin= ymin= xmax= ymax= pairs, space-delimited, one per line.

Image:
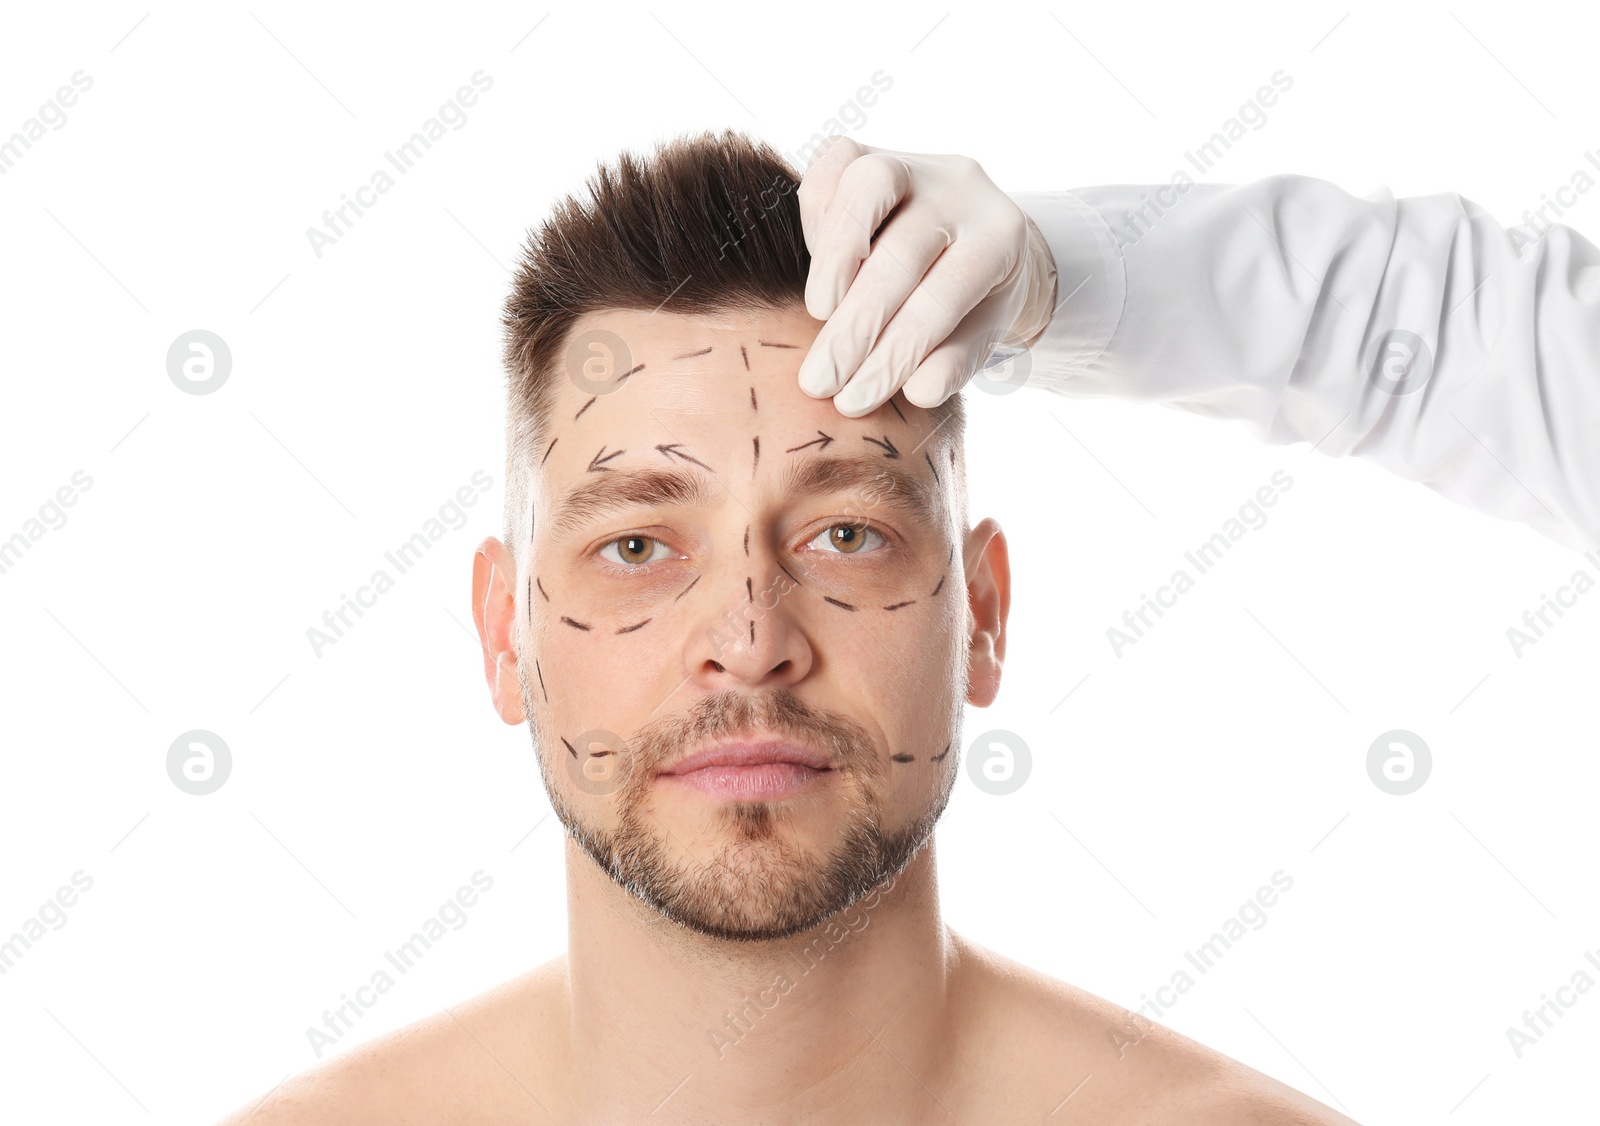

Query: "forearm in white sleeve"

xmin=1009 ymin=176 xmax=1600 ymax=553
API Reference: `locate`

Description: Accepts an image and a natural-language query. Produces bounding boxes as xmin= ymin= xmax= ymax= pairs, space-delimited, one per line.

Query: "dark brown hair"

xmin=499 ymin=129 xmax=965 ymax=551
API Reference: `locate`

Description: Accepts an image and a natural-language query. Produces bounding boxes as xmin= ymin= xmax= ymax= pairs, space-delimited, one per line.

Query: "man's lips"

xmin=658 ymin=739 xmax=834 ymax=776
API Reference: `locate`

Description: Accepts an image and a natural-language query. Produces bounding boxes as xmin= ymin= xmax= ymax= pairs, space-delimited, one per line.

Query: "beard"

xmin=527 ymin=683 xmax=951 ymax=942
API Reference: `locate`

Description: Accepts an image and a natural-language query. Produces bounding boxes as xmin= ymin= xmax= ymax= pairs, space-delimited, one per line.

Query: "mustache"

xmin=629 ymin=688 xmax=881 ymax=778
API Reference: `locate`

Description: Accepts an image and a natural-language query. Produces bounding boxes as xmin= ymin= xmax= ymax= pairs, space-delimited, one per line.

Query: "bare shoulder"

xmin=212 ymin=956 xmax=570 ymax=1126
xmin=942 ymin=931 xmax=1362 ymax=1126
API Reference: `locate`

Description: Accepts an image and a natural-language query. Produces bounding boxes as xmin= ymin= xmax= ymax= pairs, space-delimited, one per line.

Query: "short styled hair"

xmin=499 ymin=128 xmax=966 ymax=554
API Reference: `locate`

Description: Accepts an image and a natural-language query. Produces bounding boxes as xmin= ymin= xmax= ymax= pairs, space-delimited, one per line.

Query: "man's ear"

xmin=472 ymin=536 xmax=527 ymax=725
xmin=962 ymin=518 xmax=1010 ymax=707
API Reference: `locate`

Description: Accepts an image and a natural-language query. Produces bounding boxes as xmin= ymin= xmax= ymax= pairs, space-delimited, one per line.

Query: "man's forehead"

xmin=567 ymin=306 xmax=816 ymax=372
xmin=536 ymin=306 xmax=953 ymax=535
xmin=550 ymin=306 xmax=930 ymax=433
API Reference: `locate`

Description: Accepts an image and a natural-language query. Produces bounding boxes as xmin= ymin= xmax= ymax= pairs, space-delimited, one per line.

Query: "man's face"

xmin=512 ymin=303 xmax=975 ymax=941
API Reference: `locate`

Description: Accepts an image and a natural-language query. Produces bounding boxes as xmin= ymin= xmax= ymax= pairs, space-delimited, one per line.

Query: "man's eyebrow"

xmin=547 ymin=451 xmax=944 ymax=538
xmin=550 ymin=467 xmax=715 ymax=537
xmin=775 ymin=454 xmax=943 ymax=528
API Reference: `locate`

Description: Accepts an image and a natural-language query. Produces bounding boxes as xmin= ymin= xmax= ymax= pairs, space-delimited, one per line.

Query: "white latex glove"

xmin=795 ymin=137 xmax=1059 ymax=418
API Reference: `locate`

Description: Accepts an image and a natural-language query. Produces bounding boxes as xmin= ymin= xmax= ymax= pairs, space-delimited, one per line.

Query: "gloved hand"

xmin=796 ymin=137 xmax=1059 ymax=418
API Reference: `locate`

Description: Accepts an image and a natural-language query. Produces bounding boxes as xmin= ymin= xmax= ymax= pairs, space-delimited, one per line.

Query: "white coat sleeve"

xmin=1008 ymin=176 xmax=1600 ymax=553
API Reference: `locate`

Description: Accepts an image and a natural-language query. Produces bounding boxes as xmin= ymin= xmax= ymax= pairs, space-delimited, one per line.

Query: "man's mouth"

xmin=656 ymin=739 xmax=835 ymax=801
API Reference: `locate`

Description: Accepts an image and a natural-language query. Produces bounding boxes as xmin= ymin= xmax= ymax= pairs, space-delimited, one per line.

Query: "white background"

xmin=2 ymin=2 xmax=1597 ymax=1122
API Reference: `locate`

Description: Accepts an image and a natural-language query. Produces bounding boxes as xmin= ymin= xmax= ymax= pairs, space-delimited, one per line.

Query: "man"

xmin=219 ymin=131 xmax=1361 ymax=1123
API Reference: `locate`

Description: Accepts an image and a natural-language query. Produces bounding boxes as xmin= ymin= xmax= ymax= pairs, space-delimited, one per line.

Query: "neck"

xmin=559 ymin=834 xmax=953 ymax=1116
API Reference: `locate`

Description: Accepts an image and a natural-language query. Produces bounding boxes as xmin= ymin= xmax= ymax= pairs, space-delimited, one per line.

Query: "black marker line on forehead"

xmin=863 ymin=434 xmax=899 ymax=458
xmin=785 ymin=430 xmax=833 ymax=453
xmin=740 ymin=345 xmax=749 ymax=370
xmin=749 ymin=387 xmax=757 ymax=411
xmin=588 ymin=446 xmax=625 ymax=471
xmin=676 ymin=346 xmax=712 ymax=360
xmin=657 ymin=443 xmax=712 ymax=470
xmin=888 ymin=398 xmax=906 ymax=424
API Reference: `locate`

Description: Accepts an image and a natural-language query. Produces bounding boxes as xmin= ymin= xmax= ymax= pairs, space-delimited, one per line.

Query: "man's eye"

xmin=807 ymin=523 xmax=885 ymax=556
xmin=599 ymin=534 xmax=671 ymax=567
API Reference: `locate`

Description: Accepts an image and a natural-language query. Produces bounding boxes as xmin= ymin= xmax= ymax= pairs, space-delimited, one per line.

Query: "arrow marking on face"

xmin=656 ymin=443 xmax=712 ymax=470
xmin=587 ymin=445 xmax=626 ymax=472
xmin=785 ymin=431 xmax=834 ymax=454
